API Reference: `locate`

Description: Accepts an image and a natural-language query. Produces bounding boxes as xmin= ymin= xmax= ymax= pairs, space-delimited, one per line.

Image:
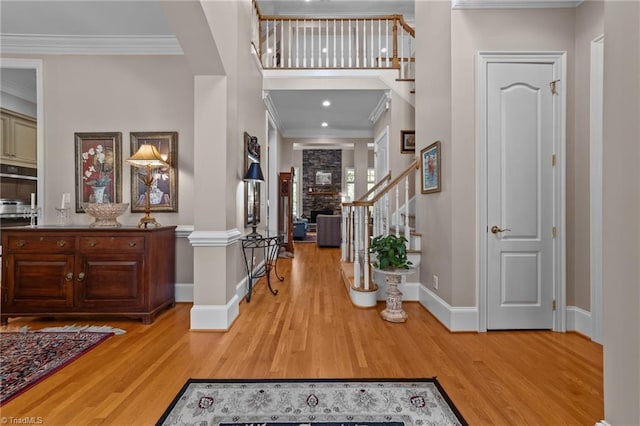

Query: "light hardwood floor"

xmin=0 ymin=242 xmax=603 ymax=425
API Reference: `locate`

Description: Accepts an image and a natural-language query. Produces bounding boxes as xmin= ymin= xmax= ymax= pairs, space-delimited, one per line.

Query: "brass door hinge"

xmin=552 ymin=154 xmax=556 ymax=166
xmin=552 ymin=227 xmax=557 ymax=238
xmin=550 ymin=80 xmax=560 ymax=95
xmin=552 ymin=300 xmax=557 ymax=311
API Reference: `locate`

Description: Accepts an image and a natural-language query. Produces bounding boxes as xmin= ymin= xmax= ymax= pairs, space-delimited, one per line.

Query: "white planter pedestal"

xmin=373 ymin=267 xmax=416 ymax=323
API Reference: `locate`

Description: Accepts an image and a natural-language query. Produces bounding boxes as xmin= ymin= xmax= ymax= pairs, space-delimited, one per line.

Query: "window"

xmin=345 ymin=167 xmax=375 ymax=202
xmin=292 ymin=166 xmax=299 ymax=218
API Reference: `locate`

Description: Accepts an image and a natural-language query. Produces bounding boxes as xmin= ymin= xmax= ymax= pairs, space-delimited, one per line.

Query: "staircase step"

xmin=388 ymin=226 xmax=422 ymax=237
xmin=396 ymin=78 xmax=415 ymax=82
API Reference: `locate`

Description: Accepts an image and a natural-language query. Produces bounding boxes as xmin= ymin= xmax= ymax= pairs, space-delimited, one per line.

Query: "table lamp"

xmin=126 ymin=144 xmax=168 ymax=228
xmin=243 ymin=161 xmax=264 ymax=238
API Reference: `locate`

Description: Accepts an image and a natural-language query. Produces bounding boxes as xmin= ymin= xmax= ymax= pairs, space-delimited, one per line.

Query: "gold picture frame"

xmin=130 ymin=132 xmax=178 ymax=212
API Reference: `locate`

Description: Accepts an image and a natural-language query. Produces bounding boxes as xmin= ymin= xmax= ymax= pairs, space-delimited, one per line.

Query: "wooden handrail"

xmin=259 ymin=14 xmax=407 ymax=22
xmin=357 ymin=172 xmax=392 ymax=202
xmin=396 ymin=15 xmax=415 ymax=37
xmin=369 ymin=159 xmax=419 ymax=204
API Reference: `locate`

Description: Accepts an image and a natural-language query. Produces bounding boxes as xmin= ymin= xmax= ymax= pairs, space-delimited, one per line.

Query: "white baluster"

xmin=363 ymin=206 xmax=370 ymax=291
xmin=370 ymin=19 xmax=374 ymax=68
xmin=355 ymin=20 xmax=359 ymax=68
xmin=266 ymin=20 xmax=270 ymax=66
xmin=386 ymin=19 xmax=390 ymax=67
xmin=395 ymin=184 xmax=400 ymax=236
xmin=333 ymin=19 xmax=337 ymax=67
xmin=340 ymin=19 xmax=344 ymax=68
xmin=326 ymin=19 xmax=329 ymax=67
xmin=303 ymin=20 xmax=307 ymax=67
xmin=400 ymin=26 xmax=405 ymax=79
xmin=311 ymin=20 xmax=315 ymax=67
xmin=353 ymin=206 xmax=361 ymax=289
xmin=277 ymin=20 xmax=282 ymax=68
xmin=287 ymin=21 xmax=291 ymax=68
xmin=405 ymin=175 xmax=411 ymax=243
xmin=362 ymin=20 xmax=367 ymax=67
xmin=348 ymin=19 xmax=352 ymax=68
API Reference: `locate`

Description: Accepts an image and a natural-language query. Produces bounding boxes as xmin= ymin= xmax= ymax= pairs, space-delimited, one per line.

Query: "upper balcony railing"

xmin=252 ymin=0 xmax=415 ymax=80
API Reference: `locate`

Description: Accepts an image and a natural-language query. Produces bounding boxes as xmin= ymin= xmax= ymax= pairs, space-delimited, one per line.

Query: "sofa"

xmin=293 ymin=219 xmax=308 ymax=240
xmin=316 ymin=214 xmax=341 ymax=247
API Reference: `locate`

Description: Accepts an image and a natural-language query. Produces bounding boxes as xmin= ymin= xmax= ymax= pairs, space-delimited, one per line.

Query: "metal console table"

xmin=240 ymin=233 xmax=284 ymax=302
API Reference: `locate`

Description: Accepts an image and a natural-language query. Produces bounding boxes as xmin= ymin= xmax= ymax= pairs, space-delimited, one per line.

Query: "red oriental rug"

xmin=0 ymin=331 xmax=113 ymax=406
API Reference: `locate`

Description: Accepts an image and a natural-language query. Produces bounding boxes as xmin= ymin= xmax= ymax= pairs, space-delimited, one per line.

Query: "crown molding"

xmin=0 ymin=34 xmax=183 ymax=55
xmin=369 ymin=91 xmax=391 ymax=124
xmin=263 ymin=91 xmax=284 ymax=133
xmin=452 ymin=0 xmax=583 ymax=9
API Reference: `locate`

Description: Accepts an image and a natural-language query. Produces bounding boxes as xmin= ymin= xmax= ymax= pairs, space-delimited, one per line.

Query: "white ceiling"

xmin=0 ymin=0 xmax=413 ymax=141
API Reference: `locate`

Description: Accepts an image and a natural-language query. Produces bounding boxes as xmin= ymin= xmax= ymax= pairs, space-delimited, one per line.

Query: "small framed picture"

xmin=421 ymin=141 xmax=441 ymax=194
xmin=316 ymin=171 xmax=332 ymax=185
xmin=74 ymin=132 xmax=122 ymax=212
xmin=130 ymin=132 xmax=178 ymax=212
xmin=401 ymin=130 xmax=415 ymax=153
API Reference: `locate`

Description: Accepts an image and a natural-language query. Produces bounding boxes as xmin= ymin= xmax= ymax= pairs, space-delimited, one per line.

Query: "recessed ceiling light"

xmin=267 ymin=48 xmax=272 ymax=53
xmin=321 ymin=122 xmax=328 ymax=127
xmin=381 ymin=47 xmax=388 ymax=53
xmin=322 ymin=100 xmax=331 ymax=107
xmin=322 ymin=47 xmax=328 ymax=53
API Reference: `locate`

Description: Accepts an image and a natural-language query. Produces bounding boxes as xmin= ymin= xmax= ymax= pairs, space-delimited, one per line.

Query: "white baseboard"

xmin=175 ymin=283 xmax=194 ymax=302
xmin=418 ymin=285 xmax=478 ymax=332
xmin=190 ymin=295 xmax=240 ymax=331
xmin=566 ymin=306 xmax=592 ymax=338
xmin=595 ymin=421 xmax=611 ymax=426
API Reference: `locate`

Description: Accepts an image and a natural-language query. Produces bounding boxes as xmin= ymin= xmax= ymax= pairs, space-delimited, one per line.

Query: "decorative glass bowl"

xmin=83 ymin=203 xmax=129 ymax=228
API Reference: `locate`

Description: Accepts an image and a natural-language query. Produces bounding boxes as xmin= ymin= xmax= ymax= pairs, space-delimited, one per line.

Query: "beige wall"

xmin=572 ymin=1 xmax=604 ymax=310
xmin=416 ymin=4 xmax=601 ymax=308
xmin=38 ymin=55 xmax=194 ymax=227
xmin=602 ymin=2 xmax=640 ymax=422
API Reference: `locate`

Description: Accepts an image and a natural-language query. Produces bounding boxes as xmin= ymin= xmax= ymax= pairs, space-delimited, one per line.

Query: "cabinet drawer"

xmin=6 ymin=235 xmax=74 ymax=252
xmin=79 ymin=236 xmax=145 ymax=252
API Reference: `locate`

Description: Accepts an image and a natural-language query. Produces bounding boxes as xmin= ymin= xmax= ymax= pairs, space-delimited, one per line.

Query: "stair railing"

xmin=252 ymin=1 xmax=415 ymax=80
xmin=342 ymin=160 xmax=419 ymax=291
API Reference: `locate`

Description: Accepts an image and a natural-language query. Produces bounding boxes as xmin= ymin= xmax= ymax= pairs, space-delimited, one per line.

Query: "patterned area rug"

xmin=0 ymin=331 xmax=113 ymax=406
xmin=295 ymin=232 xmax=317 ymax=243
xmin=157 ymin=378 xmax=467 ymax=426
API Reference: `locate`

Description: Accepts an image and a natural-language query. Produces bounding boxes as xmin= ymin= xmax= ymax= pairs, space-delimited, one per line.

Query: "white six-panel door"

xmin=478 ymin=53 xmax=566 ymax=331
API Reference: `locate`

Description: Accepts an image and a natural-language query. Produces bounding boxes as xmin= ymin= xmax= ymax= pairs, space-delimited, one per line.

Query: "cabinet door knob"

xmin=88 ymin=241 xmax=98 ymax=247
xmin=57 ymin=240 xmax=67 ymax=247
xmin=65 ymin=272 xmax=74 ymax=281
xmin=128 ymin=241 xmax=137 ymax=247
xmin=16 ymin=240 xmax=26 ymax=248
xmin=77 ymin=272 xmax=86 ymax=281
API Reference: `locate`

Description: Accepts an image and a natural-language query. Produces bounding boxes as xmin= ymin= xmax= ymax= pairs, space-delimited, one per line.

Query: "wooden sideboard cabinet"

xmin=1 ymin=226 xmax=176 ymax=324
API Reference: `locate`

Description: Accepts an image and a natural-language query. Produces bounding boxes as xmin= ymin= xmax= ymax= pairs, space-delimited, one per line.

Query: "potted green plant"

xmin=369 ymin=234 xmax=413 ymax=270
xmin=369 ymin=234 xmax=414 ymax=323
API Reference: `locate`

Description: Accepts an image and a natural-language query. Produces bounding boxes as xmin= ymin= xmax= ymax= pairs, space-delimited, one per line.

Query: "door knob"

xmin=491 ymin=225 xmax=511 ymax=234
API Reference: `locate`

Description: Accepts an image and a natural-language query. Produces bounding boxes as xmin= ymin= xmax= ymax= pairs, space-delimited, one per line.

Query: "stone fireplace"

xmin=302 ymin=149 xmax=342 ymax=218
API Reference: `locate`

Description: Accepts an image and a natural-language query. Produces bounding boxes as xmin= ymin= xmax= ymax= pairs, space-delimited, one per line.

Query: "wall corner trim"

xmin=188 ymin=228 xmax=242 ymax=247
xmin=175 ymin=225 xmax=194 ymax=238
xmin=566 ymin=306 xmax=592 ymax=339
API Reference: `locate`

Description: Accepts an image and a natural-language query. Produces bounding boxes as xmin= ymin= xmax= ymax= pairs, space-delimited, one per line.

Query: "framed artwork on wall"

xmin=315 ymin=171 xmax=332 ymax=185
xmin=74 ymin=132 xmax=122 ymax=213
xmin=401 ymin=130 xmax=415 ymax=153
xmin=421 ymin=141 xmax=441 ymax=194
xmin=130 ymin=132 xmax=178 ymax=212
